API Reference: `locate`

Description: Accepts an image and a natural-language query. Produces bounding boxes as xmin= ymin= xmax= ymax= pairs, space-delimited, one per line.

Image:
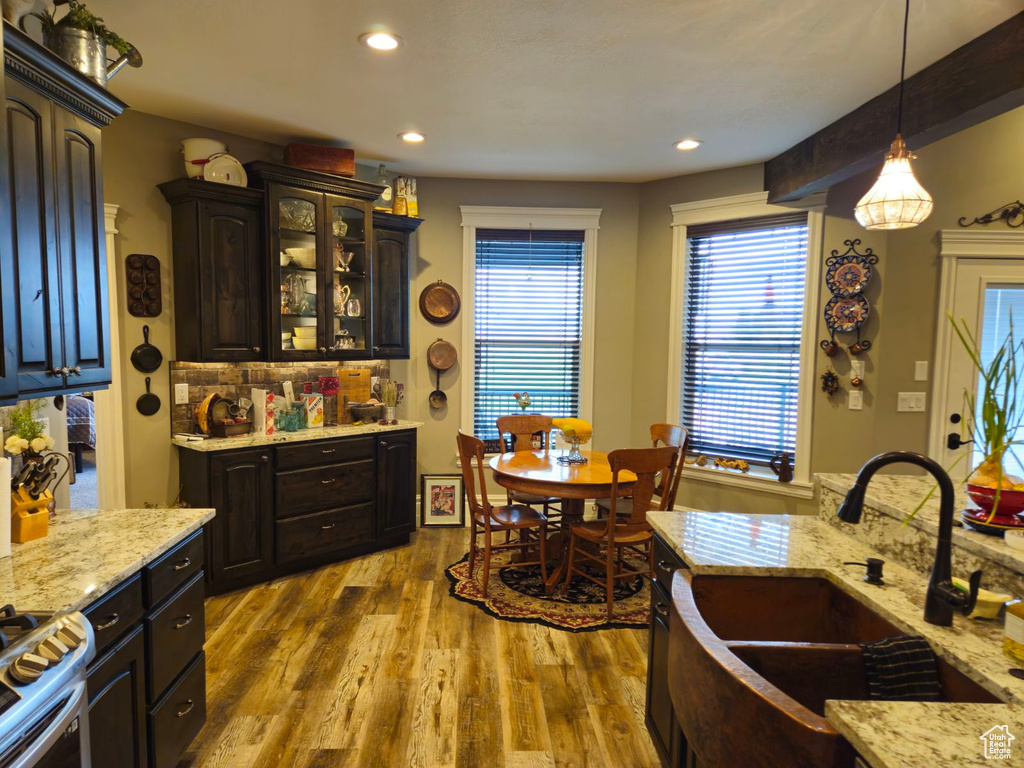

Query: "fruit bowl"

xmin=966 ymin=484 xmax=1024 ymax=517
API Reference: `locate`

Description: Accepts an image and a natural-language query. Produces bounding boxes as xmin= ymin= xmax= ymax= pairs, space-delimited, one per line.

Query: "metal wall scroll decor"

xmin=959 ymin=201 xmax=1024 ymax=228
xmin=820 ymin=239 xmax=877 ymax=358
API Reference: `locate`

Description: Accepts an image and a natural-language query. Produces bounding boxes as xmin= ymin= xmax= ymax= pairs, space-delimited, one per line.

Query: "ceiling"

xmin=93 ymin=0 xmax=1024 ymax=182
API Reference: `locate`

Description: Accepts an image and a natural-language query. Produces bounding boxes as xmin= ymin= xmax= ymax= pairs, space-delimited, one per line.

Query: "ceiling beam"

xmin=765 ymin=11 xmax=1024 ymax=203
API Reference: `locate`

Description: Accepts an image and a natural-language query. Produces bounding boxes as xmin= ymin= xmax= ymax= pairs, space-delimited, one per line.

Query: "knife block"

xmin=10 ymin=488 xmax=51 ymax=543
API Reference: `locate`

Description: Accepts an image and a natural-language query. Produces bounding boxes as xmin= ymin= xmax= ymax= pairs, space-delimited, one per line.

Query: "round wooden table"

xmin=489 ymin=450 xmax=637 ymax=589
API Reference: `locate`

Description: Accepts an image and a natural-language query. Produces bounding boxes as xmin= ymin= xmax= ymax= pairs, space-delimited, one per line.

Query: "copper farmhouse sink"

xmin=668 ymin=572 xmax=999 ymax=768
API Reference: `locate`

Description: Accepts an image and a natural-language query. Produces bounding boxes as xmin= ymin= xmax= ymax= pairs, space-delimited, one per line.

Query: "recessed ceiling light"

xmin=359 ymin=31 xmax=403 ymax=50
xmin=674 ymin=139 xmax=703 ymax=151
xmin=399 ymin=132 xmax=425 ymax=143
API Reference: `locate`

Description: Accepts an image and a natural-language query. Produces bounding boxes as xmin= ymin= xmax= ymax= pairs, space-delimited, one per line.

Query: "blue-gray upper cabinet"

xmin=1 ymin=23 xmax=126 ymax=400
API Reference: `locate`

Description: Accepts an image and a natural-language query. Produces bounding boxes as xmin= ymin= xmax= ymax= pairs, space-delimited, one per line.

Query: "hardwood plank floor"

xmin=178 ymin=528 xmax=661 ymax=768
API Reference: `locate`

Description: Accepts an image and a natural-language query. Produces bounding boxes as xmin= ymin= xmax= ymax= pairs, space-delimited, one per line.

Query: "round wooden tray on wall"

xmin=427 ymin=338 xmax=458 ymax=371
xmin=419 ymin=280 xmax=461 ymax=324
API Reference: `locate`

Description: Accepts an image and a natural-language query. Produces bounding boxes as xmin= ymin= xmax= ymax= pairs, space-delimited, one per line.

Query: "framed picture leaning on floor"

xmin=420 ymin=474 xmax=465 ymax=527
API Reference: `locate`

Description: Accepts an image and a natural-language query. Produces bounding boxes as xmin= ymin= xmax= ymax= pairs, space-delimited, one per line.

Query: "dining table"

xmin=489 ymin=449 xmax=637 ymax=590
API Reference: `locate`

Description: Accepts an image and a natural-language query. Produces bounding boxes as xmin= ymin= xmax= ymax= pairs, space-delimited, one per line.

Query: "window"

xmin=680 ymin=213 xmax=809 ymax=466
xmin=472 ymin=228 xmax=584 ymax=440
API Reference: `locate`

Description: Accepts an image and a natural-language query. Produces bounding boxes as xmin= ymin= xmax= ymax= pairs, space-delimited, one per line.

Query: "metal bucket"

xmin=43 ymin=27 xmax=108 ymax=86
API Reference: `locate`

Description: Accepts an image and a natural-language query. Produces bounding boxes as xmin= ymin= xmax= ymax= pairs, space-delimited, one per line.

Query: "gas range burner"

xmin=0 ymin=605 xmax=51 ymax=651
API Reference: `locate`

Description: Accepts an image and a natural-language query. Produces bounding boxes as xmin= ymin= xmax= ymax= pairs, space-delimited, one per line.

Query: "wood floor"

xmin=178 ymin=527 xmax=661 ymax=768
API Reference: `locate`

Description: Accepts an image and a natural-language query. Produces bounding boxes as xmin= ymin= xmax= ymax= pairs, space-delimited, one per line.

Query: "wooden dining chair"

xmin=496 ymin=414 xmax=562 ymax=524
xmin=594 ymin=423 xmax=689 ymax=517
xmin=563 ymin=446 xmax=679 ymax=620
xmin=457 ymin=430 xmax=548 ymax=596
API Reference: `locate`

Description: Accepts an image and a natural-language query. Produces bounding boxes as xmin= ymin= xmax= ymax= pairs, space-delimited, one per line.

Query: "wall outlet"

xmin=850 ymin=360 xmax=865 ymax=379
xmin=848 ymin=391 xmax=863 ymax=410
xmin=897 ymin=392 xmax=927 ymax=412
xmin=174 ymin=383 xmax=189 ymax=405
xmin=914 ymin=361 xmax=929 ymax=381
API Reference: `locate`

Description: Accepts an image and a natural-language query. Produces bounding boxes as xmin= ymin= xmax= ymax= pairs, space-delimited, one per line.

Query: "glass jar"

xmin=372 ymin=164 xmax=393 ymax=211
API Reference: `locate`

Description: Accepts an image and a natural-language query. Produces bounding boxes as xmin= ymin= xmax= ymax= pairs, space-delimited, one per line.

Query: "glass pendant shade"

xmin=854 ymin=135 xmax=933 ymax=230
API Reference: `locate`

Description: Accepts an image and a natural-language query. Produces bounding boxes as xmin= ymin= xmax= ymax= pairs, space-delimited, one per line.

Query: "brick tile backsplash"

xmin=168 ymin=360 xmax=390 ymax=435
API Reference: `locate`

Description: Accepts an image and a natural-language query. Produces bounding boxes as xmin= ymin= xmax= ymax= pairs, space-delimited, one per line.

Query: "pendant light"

xmin=854 ymin=0 xmax=933 ymax=230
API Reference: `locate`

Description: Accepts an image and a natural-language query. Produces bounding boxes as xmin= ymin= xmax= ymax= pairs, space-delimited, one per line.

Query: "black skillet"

xmin=137 ymin=377 xmax=161 ymax=415
xmin=131 ymin=325 xmax=162 ymax=373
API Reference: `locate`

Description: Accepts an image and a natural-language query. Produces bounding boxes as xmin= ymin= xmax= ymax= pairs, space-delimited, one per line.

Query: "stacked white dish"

xmin=293 ymin=326 xmax=317 ymax=350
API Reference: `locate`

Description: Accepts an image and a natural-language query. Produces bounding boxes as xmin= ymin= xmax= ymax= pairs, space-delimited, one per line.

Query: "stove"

xmin=0 ymin=607 xmax=94 ymax=767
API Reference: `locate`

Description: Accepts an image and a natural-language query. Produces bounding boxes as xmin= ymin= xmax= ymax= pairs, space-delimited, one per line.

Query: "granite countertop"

xmin=173 ymin=420 xmax=423 ymax=452
xmin=647 ymin=509 xmax=1024 ymax=766
xmin=818 ymin=473 xmax=1024 ymax=576
xmin=0 ymin=507 xmax=214 ymax=613
xmin=826 ymin=701 xmax=1024 ymax=767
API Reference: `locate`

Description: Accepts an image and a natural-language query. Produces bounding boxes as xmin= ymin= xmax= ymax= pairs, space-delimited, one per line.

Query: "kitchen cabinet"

xmin=178 ymin=429 xmax=417 ymax=594
xmin=159 ymin=179 xmax=265 ymax=362
xmin=0 ymin=22 xmax=16 ymax=401
xmin=371 ymin=211 xmax=422 ymax=359
xmin=87 ymin=623 xmax=148 ymax=768
xmin=1 ymin=24 xmax=126 ymax=397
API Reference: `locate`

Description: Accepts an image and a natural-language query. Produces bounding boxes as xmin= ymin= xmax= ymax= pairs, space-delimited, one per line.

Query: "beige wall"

xmin=102 ymin=111 xmax=284 ymax=506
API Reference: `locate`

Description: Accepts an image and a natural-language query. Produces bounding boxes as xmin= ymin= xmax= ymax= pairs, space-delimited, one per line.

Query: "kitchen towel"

xmin=860 ymin=635 xmax=941 ymax=701
xmin=0 ymin=458 xmax=11 ymax=559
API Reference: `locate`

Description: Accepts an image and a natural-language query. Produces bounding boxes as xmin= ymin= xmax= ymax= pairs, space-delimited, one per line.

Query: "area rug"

xmin=445 ymin=548 xmax=651 ymax=631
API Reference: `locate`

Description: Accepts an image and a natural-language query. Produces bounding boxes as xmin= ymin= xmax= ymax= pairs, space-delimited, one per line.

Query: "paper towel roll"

xmin=0 ymin=458 xmax=11 ymax=558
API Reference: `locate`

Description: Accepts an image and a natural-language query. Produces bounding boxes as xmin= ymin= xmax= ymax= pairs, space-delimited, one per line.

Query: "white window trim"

xmin=460 ymin=206 xmax=600 ymax=440
xmin=666 ymin=191 xmax=825 ymax=497
xmin=927 ymin=230 xmax=1024 ymax=460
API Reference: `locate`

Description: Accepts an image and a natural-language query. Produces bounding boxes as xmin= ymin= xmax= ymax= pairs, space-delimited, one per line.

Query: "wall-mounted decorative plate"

xmin=824 ymin=294 xmax=869 ymax=334
xmin=419 ymin=280 xmax=461 ymax=324
xmin=826 ymin=254 xmax=873 ymax=297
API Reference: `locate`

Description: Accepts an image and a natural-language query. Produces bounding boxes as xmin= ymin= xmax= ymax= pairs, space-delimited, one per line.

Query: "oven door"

xmin=0 ymin=680 xmax=89 ymax=768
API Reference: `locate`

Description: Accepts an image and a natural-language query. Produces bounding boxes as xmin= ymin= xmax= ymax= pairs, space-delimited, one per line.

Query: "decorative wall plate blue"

xmin=824 ymin=294 xmax=869 ymax=334
xmin=826 ymin=254 xmax=873 ymax=297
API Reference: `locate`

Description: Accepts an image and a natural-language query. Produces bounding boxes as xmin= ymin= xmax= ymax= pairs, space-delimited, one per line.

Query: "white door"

xmin=939 ymin=259 xmax=1024 ymax=480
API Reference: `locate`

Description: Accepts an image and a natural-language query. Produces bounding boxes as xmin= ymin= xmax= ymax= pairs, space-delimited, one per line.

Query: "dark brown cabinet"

xmin=208 ymin=448 xmax=274 ymax=585
xmin=371 ymin=212 xmax=421 ymax=359
xmin=87 ymin=624 xmax=148 ymax=768
xmin=1 ymin=24 xmax=125 ymax=399
xmin=0 ymin=21 xmax=19 ymax=400
xmin=159 ymin=180 xmax=264 ymax=362
xmin=179 ymin=430 xmax=417 ymax=594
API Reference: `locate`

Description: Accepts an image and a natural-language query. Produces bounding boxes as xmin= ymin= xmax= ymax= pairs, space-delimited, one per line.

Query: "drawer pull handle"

xmin=321 ymin=523 xmax=336 ymax=531
xmin=174 ymin=614 xmax=193 ymax=630
xmin=95 ymin=614 xmax=119 ymax=631
xmin=321 ymin=448 xmax=336 ymax=455
xmin=175 ymin=699 xmax=195 ymax=718
xmin=321 ymin=478 xmax=336 ymax=485
xmin=654 ymin=603 xmax=669 ymax=618
xmin=173 ymin=558 xmax=192 ymax=571
xmin=656 ymin=560 xmax=676 ymax=574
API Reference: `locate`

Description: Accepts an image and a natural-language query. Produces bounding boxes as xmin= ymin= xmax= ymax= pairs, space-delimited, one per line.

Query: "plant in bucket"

xmin=948 ymin=314 xmax=1024 ymax=533
xmin=553 ymin=418 xmax=593 ymax=465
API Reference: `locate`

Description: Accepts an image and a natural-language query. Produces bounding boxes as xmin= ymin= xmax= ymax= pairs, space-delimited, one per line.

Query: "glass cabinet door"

xmin=326 ymin=195 xmax=370 ymax=356
xmin=273 ymin=186 xmax=324 ymax=358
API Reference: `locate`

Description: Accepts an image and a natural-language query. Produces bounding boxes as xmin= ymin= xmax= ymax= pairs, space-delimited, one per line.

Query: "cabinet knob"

xmin=654 ymin=603 xmax=669 ymax=618
xmin=94 ymin=614 xmax=120 ymax=632
xmin=175 ymin=699 xmax=195 ymax=718
xmin=71 ymin=366 xmax=82 ymax=376
xmin=373 ymin=346 xmax=380 ymax=354
xmin=252 ymin=346 xmax=262 ymax=354
xmin=321 ymin=523 xmax=336 ymax=531
xmin=60 ymin=366 xmax=71 ymax=377
xmin=319 ymin=346 xmax=327 ymax=355
xmin=51 ymin=367 xmax=63 ymax=377
xmin=657 ymin=561 xmax=676 ymax=575
xmin=260 ymin=455 xmax=269 ymax=463
xmin=380 ymin=441 xmax=387 ymax=447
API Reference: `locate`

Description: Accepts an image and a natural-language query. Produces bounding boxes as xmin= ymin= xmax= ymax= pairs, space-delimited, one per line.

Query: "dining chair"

xmin=496 ymin=414 xmax=562 ymax=525
xmin=594 ymin=423 xmax=689 ymax=517
xmin=457 ymin=430 xmax=548 ymax=596
xmin=563 ymin=446 xmax=679 ymax=620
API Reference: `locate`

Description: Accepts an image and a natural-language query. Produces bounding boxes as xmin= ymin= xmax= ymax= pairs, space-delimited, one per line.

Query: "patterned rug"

xmin=445 ymin=547 xmax=651 ymax=631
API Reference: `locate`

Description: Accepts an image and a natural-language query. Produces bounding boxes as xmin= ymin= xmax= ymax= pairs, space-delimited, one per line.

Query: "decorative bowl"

xmin=280 ymin=252 xmax=291 ymax=267
xmin=293 ymin=326 xmax=317 ymax=339
xmin=292 ymin=337 xmax=317 ymax=350
xmin=966 ymin=484 xmax=1024 ymax=517
xmin=349 ymin=403 xmax=382 ymax=422
xmin=285 ymin=248 xmax=317 ymax=269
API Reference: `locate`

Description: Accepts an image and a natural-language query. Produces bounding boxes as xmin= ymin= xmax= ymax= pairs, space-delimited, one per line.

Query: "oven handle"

xmin=4 ymin=679 xmax=90 ymax=768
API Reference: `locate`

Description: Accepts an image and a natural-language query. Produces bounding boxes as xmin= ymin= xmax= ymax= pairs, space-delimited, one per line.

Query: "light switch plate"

xmin=848 ymin=391 xmax=863 ymax=410
xmin=174 ymin=383 xmax=189 ymax=405
xmin=914 ymin=361 xmax=929 ymax=381
xmin=897 ymin=392 xmax=927 ymax=412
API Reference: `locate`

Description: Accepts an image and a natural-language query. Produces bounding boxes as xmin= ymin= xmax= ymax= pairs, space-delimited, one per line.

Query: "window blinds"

xmin=681 ymin=214 xmax=808 ymax=465
xmin=474 ymin=229 xmax=585 ymax=441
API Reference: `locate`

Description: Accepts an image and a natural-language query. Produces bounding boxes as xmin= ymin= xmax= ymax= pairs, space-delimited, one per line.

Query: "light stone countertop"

xmin=172 ymin=420 xmax=423 ymax=452
xmin=826 ymin=701 xmax=1024 ymax=767
xmin=0 ymin=507 xmax=214 ymax=614
xmin=817 ymin=473 xmax=1024 ymax=577
xmin=647 ymin=509 xmax=1024 ymax=766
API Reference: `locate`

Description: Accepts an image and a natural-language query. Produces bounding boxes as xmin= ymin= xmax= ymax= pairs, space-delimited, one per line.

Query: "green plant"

xmin=380 ymin=380 xmax=404 ymax=408
xmin=35 ymin=0 xmax=133 ymax=55
xmin=4 ymin=399 xmax=53 ymax=455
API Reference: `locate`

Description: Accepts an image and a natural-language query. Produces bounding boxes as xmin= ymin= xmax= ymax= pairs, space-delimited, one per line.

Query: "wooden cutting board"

xmin=337 ymin=368 xmax=371 ymax=423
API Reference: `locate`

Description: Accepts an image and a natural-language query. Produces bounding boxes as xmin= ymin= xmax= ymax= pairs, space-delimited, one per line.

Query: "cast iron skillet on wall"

xmin=137 ymin=377 xmax=160 ymax=415
xmin=131 ymin=325 xmax=162 ymax=372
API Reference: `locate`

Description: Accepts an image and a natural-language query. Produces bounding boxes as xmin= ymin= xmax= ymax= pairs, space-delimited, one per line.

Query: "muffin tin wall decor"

xmin=820 ymin=239 xmax=877 ymax=357
xmin=125 ymin=254 xmax=162 ymax=317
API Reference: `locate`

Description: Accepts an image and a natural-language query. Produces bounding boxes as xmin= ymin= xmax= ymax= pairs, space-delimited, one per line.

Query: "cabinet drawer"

xmin=275 ymin=436 xmax=374 ymax=470
xmin=145 ymin=530 xmax=204 ymax=608
xmin=84 ymin=574 xmax=144 ymax=658
xmin=275 ymin=459 xmax=375 ymax=518
xmin=146 ymin=571 xmax=205 ymax=702
xmin=275 ymin=503 xmax=375 ymax=564
xmin=652 ymin=535 xmax=686 ymax=590
xmin=148 ymin=651 xmax=206 ymax=768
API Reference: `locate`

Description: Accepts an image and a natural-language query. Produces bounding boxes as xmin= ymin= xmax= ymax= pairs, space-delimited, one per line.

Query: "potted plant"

xmin=27 ymin=0 xmax=141 ymax=88
xmin=3 ymin=399 xmax=55 ymax=463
